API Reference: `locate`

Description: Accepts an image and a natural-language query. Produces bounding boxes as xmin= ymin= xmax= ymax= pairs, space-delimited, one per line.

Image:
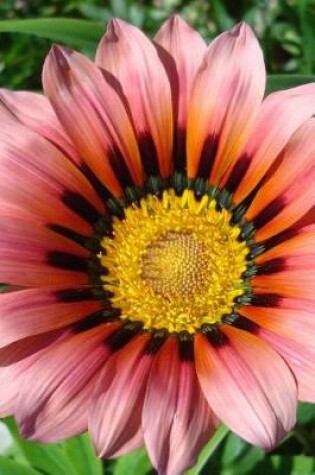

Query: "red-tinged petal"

xmin=0 ymin=89 xmax=81 ymax=165
xmin=254 ymin=167 xmax=315 ymax=242
xmin=253 ymin=270 xmax=315 ymax=299
xmin=187 ymin=22 xmax=265 ymax=184
xmin=228 ymin=84 xmax=315 ymax=203
xmin=195 ymin=327 xmax=297 ymax=450
xmin=0 ymin=329 xmax=66 ymax=416
xmin=43 ymin=45 xmax=144 ymax=195
xmin=256 ymin=225 xmax=315 ymax=263
xmin=154 ymin=15 xmax=206 ymax=172
xmin=240 ymin=304 xmax=315 ymax=347
xmin=0 ymin=119 xmax=104 ymax=235
xmin=15 ymin=323 xmax=119 ymax=442
xmin=246 ymin=119 xmax=315 ymax=221
xmin=258 ymin=328 xmax=315 ymax=402
xmin=155 ymin=15 xmax=206 ymax=127
xmin=95 ymin=19 xmax=173 ymax=178
xmin=143 ymin=338 xmax=215 ymax=475
xmin=0 ymin=286 xmax=101 ymax=347
xmin=89 ymin=334 xmax=151 ymax=458
xmin=0 ymin=217 xmax=89 ymax=286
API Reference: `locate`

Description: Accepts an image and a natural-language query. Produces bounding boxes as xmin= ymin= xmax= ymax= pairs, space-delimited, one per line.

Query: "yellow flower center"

xmin=99 ymin=189 xmax=249 ymax=334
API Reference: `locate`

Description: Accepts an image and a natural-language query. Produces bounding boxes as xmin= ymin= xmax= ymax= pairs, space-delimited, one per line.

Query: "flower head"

xmin=0 ymin=15 xmax=314 ymax=475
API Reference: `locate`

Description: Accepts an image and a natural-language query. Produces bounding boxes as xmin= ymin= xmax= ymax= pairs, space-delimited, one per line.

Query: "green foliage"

xmin=0 ymin=0 xmax=314 ymax=89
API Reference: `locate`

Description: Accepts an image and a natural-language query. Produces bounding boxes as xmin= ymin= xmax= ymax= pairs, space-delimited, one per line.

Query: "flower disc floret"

xmin=100 ymin=189 xmax=249 ymax=333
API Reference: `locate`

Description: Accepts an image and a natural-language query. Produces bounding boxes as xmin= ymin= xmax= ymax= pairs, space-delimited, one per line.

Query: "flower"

xmin=0 ymin=14 xmax=314 ymax=475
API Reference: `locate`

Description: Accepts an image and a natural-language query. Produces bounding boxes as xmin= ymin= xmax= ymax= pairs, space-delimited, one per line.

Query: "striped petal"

xmin=95 ymin=19 xmax=173 ymax=178
xmin=0 ymin=89 xmax=80 ymax=165
xmin=257 ymin=328 xmax=315 ymax=402
xmin=195 ymin=326 xmax=296 ymax=449
xmin=143 ymin=338 xmax=215 ymax=475
xmin=227 ymin=83 xmax=315 ymax=202
xmin=155 ymin=15 xmax=206 ymax=171
xmin=0 ymin=286 xmax=101 ymax=347
xmin=89 ymin=334 xmax=151 ymax=458
xmin=0 ymin=217 xmax=89 ymax=286
xmin=187 ymin=22 xmax=265 ymax=184
xmin=0 ymin=119 xmax=104 ymax=235
xmin=15 ymin=323 xmax=119 ymax=442
xmin=43 ymin=46 xmax=144 ymax=196
xmin=0 ymin=329 xmax=65 ymax=416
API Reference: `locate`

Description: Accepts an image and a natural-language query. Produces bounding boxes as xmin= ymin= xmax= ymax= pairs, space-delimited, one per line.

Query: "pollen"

xmin=99 ymin=189 xmax=250 ymax=334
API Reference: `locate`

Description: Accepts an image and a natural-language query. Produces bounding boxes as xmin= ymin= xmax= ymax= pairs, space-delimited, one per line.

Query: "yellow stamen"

xmin=100 ymin=189 xmax=249 ymax=334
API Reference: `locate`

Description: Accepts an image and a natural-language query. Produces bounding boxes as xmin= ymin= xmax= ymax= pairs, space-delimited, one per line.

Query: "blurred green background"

xmin=0 ymin=0 xmax=314 ymax=89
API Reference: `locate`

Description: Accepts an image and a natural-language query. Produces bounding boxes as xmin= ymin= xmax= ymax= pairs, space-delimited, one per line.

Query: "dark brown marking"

xmin=225 ymin=153 xmax=251 ymax=194
xmin=54 ymin=288 xmax=95 ymax=302
xmin=47 ymin=251 xmax=87 ymax=272
xmin=256 ymin=257 xmax=286 ymax=275
xmin=197 ymin=135 xmax=218 ymax=179
xmin=138 ymin=133 xmax=160 ymax=177
xmin=253 ymin=197 xmax=286 ymax=230
xmin=250 ymin=293 xmax=282 ymax=307
xmin=62 ymin=190 xmax=100 ymax=225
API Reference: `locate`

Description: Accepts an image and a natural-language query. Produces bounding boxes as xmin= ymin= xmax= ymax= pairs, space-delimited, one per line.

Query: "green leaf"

xmin=0 ymin=457 xmax=39 ymax=475
xmin=0 ymin=18 xmax=105 ymax=50
xmin=61 ymin=433 xmax=103 ymax=475
xmin=113 ymin=448 xmax=152 ymax=475
xmin=297 ymin=402 xmax=315 ymax=425
xmin=266 ymin=74 xmax=315 ymax=93
xmin=3 ymin=418 xmax=77 ymax=475
xmin=269 ymin=455 xmax=315 ymax=474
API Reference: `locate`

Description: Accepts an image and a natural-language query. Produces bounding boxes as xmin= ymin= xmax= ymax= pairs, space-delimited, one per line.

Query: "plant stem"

xmin=186 ymin=424 xmax=229 ymax=475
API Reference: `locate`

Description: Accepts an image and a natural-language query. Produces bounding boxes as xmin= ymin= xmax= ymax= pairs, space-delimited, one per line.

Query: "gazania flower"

xmin=0 ymin=14 xmax=314 ymax=475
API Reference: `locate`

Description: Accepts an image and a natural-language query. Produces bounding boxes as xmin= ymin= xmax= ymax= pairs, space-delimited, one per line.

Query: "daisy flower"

xmin=0 ymin=15 xmax=314 ymax=475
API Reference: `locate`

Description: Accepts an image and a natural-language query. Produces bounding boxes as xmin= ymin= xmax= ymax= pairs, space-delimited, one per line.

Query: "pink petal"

xmin=143 ymin=338 xmax=216 ymax=475
xmin=0 ymin=286 xmax=101 ymax=347
xmin=258 ymin=328 xmax=315 ymax=402
xmin=0 ymin=329 xmax=65 ymax=416
xmin=241 ymin=303 xmax=315 ymax=348
xmin=257 ymin=225 xmax=315 ymax=262
xmin=155 ymin=15 xmax=206 ymax=127
xmin=43 ymin=45 xmax=144 ymax=196
xmin=228 ymin=83 xmax=315 ymax=203
xmin=253 ymin=269 xmax=315 ymax=299
xmin=246 ymin=119 xmax=315 ymax=222
xmin=89 ymin=334 xmax=151 ymax=458
xmin=254 ymin=167 xmax=315 ymax=241
xmin=0 ymin=89 xmax=80 ymax=165
xmin=195 ymin=326 xmax=297 ymax=450
xmin=0 ymin=216 xmax=89 ymax=286
xmin=15 ymin=323 xmax=119 ymax=442
xmin=95 ymin=19 xmax=173 ymax=178
xmin=187 ymin=22 xmax=265 ymax=184
xmin=0 ymin=119 xmax=104 ymax=235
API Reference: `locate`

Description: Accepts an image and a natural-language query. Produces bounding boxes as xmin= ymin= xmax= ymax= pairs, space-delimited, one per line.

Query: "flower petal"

xmin=143 ymin=338 xmax=215 ymax=475
xmin=257 ymin=328 xmax=315 ymax=402
xmin=89 ymin=334 xmax=151 ymax=458
xmin=96 ymin=19 xmax=173 ymax=178
xmin=227 ymin=83 xmax=315 ymax=203
xmin=0 ymin=330 xmax=64 ymax=417
xmin=0 ymin=89 xmax=80 ymax=165
xmin=240 ymin=303 xmax=315 ymax=348
xmin=195 ymin=326 xmax=297 ymax=449
xmin=15 ymin=323 xmax=119 ymax=442
xmin=0 ymin=119 xmax=104 ymax=234
xmin=43 ymin=45 xmax=144 ymax=195
xmin=0 ymin=286 xmax=101 ymax=347
xmin=246 ymin=119 xmax=315 ymax=222
xmin=187 ymin=22 xmax=265 ymax=184
xmin=155 ymin=15 xmax=206 ymax=171
xmin=0 ymin=217 xmax=89 ymax=286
